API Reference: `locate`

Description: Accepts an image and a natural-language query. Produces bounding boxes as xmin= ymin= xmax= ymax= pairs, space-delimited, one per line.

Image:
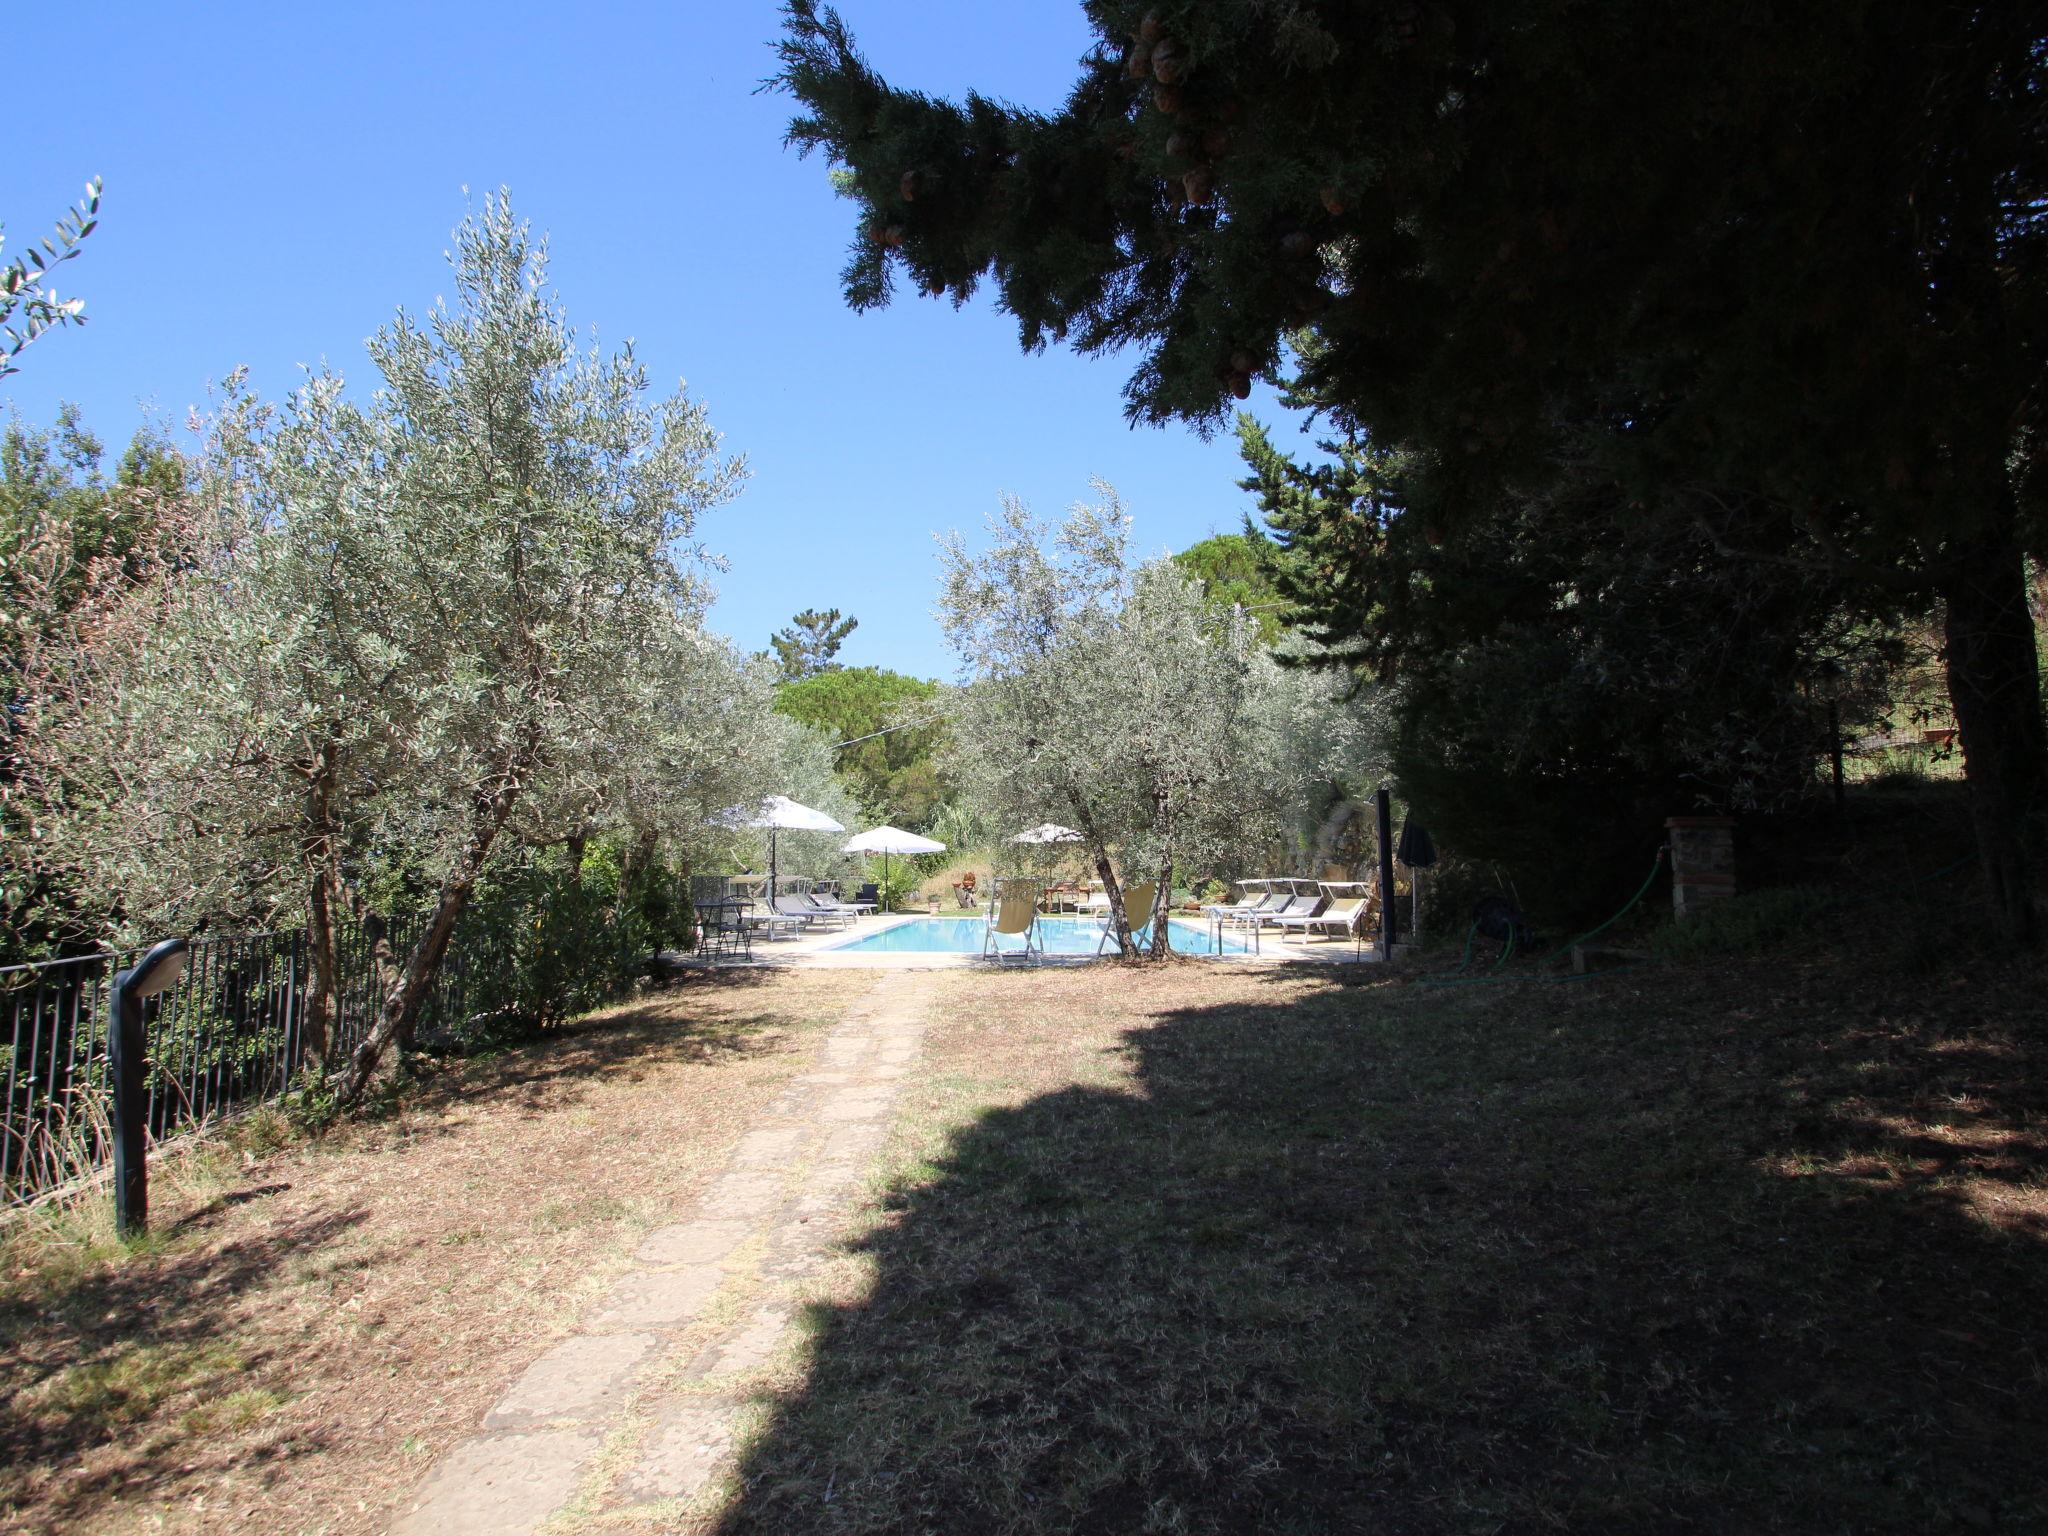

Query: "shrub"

xmin=427 ymin=851 xmax=651 ymax=1049
xmin=1648 ymin=885 xmax=1840 ymax=960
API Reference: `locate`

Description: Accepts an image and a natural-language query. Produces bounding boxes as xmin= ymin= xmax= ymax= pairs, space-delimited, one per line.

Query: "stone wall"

xmin=1665 ymin=816 xmax=1736 ymax=920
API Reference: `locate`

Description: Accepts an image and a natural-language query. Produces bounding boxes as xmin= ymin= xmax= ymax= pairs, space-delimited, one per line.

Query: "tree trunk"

xmin=1147 ymin=785 xmax=1173 ymax=961
xmin=1068 ymin=790 xmax=1138 ymax=957
xmin=1150 ymin=858 xmax=1175 ymax=958
xmin=302 ymin=869 xmax=338 ymax=1075
xmin=334 ymin=760 xmax=526 ymax=1105
xmin=297 ymin=741 xmax=341 ymax=1074
xmin=1941 ymin=519 xmax=2045 ymax=946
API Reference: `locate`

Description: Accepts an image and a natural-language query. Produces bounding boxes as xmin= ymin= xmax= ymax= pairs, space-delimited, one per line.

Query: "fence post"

xmin=106 ymin=938 xmax=188 ymax=1239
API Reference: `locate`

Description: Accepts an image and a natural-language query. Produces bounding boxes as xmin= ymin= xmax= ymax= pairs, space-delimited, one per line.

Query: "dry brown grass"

xmin=0 ymin=968 xmax=873 ymax=1536
xmin=717 ymin=952 xmax=2048 ymax=1534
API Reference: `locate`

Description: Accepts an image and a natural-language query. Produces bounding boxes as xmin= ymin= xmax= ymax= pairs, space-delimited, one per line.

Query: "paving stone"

xmin=761 ymin=1246 xmax=826 ymax=1282
xmin=390 ymin=1428 xmax=603 ymax=1535
xmin=623 ymin=1398 xmax=739 ymax=1504
xmin=483 ymin=1331 xmax=659 ymax=1428
xmin=820 ymin=1089 xmax=894 ymax=1123
xmin=702 ymin=1168 xmax=787 ymax=1218
xmin=733 ymin=1124 xmax=808 ymax=1164
xmin=819 ymin=1123 xmax=885 ymax=1160
xmin=689 ymin=1304 xmax=793 ymax=1378
xmin=589 ymin=1266 xmax=723 ymax=1329
xmin=635 ymin=1218 xmax=750 ymax=1267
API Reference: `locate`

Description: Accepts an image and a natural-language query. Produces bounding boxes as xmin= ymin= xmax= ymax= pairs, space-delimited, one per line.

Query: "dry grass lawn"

xmin=0 ymin=968 xmax=873 ymax=1536
xmin=6 ymin=939 xmax=2046 ymax=1535
xmin=716 ymin=952 xmax=2048 ymax=1534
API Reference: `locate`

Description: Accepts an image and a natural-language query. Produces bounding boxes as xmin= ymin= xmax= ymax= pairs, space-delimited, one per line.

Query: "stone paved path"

xmin=389 ymin=971 xmax=937 ymax=1534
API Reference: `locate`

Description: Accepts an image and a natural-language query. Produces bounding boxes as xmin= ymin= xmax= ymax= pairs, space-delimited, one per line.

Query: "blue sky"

xmin=4 ymin=1 xmax=1298 ymax=679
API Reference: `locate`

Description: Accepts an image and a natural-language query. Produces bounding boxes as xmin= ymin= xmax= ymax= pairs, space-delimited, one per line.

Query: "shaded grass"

xmin=720 ymin=955 xmax=2048 ymax=1534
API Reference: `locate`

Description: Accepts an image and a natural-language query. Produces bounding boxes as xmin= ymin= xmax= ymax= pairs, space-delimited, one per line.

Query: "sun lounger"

xmin=802 ymin=891 xmax=866 ymax=923
xmin=1272 ymin=883 xmax=1372 ymax=943
xmin=1205 ymin=883 xmax=1285 ymax=921
xmin=1233 ymin=891 xmax=1325 ymax=932
xmin=770 ymin=894 xmax=843 ymax=930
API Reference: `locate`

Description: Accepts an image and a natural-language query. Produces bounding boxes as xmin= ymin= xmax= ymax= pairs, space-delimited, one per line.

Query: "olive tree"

xmin=12 ymin=195 xmax=753 ymax=1101
xmin=937 ymin=484 xmax=1287 ymax=957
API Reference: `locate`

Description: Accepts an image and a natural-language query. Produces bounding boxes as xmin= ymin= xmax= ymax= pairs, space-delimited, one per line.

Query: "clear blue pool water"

xmin=827 ymin=914 xmax=1252 ymax=956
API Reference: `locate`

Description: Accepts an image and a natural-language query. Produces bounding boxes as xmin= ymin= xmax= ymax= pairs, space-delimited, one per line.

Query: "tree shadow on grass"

xmin=718 ymin=963 xmax=2048 ymax=1534
xmin=0 ymin=1201 xmax=369 ymax=1529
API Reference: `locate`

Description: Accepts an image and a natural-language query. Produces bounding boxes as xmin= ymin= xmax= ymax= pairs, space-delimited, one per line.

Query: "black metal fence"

xmin=0 ymin=925 xmax=401 ymax=1209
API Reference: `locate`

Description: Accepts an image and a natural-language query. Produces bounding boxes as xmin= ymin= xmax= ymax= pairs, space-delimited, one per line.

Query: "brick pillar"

xmin=1665 ymin=816 xmax=1736 ymax=920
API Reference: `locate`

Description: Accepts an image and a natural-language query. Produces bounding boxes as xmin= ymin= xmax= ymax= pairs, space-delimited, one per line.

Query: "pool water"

xmin=827 ymin=914 xmax=1252 ymax=956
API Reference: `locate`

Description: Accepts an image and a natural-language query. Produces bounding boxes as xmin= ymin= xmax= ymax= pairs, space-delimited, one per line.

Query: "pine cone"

xmin=1182 ymin=165 xmax=1214 ymax=204
xmin=1151 ymin=39 xmax=1186 ymax=83
xmin=1138 ymin=10 xmax=1165 ymax=43
xmin=1320 ymin=186 xmax=1346 ymax=216
xmin=900 ymin=169 xmax=923 ymax=202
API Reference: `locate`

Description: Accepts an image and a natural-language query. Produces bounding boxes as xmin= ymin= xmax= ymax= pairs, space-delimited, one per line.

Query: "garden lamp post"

xmin=108 ymin=937 xmax=187 ymax=1238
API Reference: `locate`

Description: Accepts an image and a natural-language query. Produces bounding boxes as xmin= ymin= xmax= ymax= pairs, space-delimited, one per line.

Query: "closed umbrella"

xmin=1396 ymin=816 xmax=1437 ymax=936
xmin=843 ymin=825 xmax=947 ymax=912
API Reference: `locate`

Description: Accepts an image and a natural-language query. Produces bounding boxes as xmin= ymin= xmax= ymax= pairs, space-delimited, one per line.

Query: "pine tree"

xmin=770 ymin=606 xmax=858 ymax=680
xmin=774 ymin=1 xmax=2047 ymax=940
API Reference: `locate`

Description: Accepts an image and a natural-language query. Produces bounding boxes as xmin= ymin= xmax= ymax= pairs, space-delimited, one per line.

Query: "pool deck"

xmin=664 ymin=911 xmax=1389 ymax=971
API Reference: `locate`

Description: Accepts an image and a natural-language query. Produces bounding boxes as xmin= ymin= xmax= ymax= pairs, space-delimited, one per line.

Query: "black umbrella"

xmin=1396 ymin=816 xmax=1436 ymax=937
xmin=1397 ymin=817 xmax=1436 ymax=868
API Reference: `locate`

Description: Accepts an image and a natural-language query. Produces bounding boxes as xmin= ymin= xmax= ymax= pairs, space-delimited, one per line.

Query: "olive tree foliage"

xmin=936 ymin=483 xmax=1293 ymax=957
xmin=1252 ymin=632 xmax=1398 ymax=856
xmin=0 ymin=179 xmax=100 ymax=381
xmin=10 ymin=195 xmax=753 ymax=1103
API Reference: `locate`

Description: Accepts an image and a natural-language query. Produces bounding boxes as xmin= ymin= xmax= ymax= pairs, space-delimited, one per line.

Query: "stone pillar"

xmin=1665 ymin=816 xmax=1736 ymax=920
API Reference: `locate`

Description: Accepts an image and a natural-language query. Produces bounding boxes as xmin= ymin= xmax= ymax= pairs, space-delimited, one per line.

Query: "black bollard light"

xmin=107 ymin=938 xmax=187 ymax=1238
xmin=1375 ymin=788 xmax=1398 ymax=956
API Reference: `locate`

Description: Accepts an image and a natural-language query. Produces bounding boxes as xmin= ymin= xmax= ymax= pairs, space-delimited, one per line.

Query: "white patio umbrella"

xmin=727 ymin=795 xmax=846 ymax=897
xmin=842 ymin=825 xmax=947 ymax=912
xmin=1008 ymin=823 xmax=1084 ymax=844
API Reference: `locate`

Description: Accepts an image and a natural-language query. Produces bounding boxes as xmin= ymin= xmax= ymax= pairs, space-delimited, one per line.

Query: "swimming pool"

xmin=826 ymin=914 xmax=1253 ymax=956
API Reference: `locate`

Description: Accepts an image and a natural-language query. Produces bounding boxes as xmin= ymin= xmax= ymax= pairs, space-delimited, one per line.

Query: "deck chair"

xmin=1240 ymin=889 xmax=1325 ymax=932
xmin=1204 ymin=882 xmax=1278 ymax=920
xmin=1272 ymin=883 xmax=1370 ymax=943
xmin=1098 ymin=881 xmax=1158 ymax=954
xmin=983 ymin=880 xmax=1043 ymax=963
xmin=770 ymin=894 xmax=834 ymax=929
xmin=801 ymin=890 xmax=863 ymax=924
